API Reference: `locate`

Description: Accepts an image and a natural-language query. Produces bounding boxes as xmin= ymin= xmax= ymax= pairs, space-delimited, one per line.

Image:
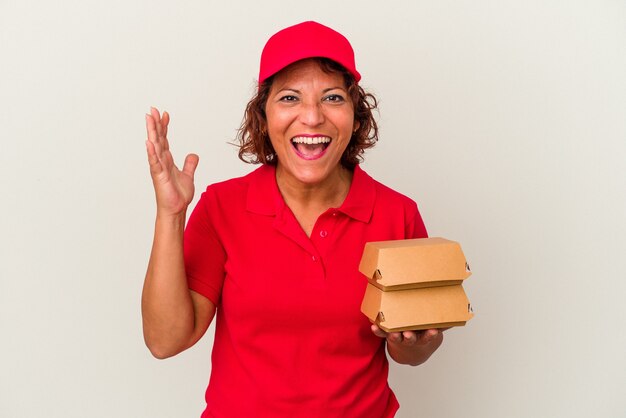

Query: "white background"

xmin=1 ymin=1 xmax=625 ymax=417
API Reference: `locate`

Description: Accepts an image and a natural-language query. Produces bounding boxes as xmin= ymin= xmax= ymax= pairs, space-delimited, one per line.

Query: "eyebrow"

xmin=275 ymin=86 xmax=347 ymax=94
xmin=323 ymin=87 xmax=346 ymax=93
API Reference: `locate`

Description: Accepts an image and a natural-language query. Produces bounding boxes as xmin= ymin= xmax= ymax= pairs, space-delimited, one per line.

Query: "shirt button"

xmin=311 ymin=255 xmax=317 ymax=262
xmin=320 ymin=230 xmax=328 ymax=238
xmin=332 ymin=211 xmax=338 ymax=217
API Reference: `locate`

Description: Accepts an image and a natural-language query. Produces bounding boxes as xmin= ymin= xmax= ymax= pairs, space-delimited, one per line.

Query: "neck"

xmin=274 ymin=164 xmax=353 ymax=237
xmin=275 ymin=164 xmax=353 ymax=210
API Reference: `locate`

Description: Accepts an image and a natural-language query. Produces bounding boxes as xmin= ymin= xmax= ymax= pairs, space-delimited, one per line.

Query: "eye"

xmin=323 ymin=94 xmax=345 ymax=103
xmin=279 ymin=95 xmax=298 ymax=102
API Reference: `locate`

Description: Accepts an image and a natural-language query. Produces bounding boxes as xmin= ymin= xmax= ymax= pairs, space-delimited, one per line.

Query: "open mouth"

xmin=291 ymin=136 xmax=331 ymax=160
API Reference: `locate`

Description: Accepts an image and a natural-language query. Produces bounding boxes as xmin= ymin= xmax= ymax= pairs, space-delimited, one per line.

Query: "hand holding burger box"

xmin=360 ymin=238 xmax=474 ymax=332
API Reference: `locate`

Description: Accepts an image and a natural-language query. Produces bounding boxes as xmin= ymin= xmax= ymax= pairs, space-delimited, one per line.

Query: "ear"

xmin=353 ymin=120 xmax=360 ymax=133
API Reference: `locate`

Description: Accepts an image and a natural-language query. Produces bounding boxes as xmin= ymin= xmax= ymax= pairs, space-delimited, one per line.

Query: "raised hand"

xmin=145 ymin=107 xmax=199 ymax=217
xmin=142 ymin=108 xmax=215 ymax=360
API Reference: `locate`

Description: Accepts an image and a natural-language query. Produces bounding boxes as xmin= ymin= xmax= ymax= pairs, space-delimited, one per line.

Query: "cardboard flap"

xmin=360 ymin=283 xmax=474 ymax=332
xmin=361 ymin=283 xmax=383 ymax=324
xmin=359 ymin=237 xmax=471 ymax=290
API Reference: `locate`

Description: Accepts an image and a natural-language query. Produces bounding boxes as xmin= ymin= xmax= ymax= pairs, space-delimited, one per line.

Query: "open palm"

xmin=145 ymin=107 xmax=199 ymax=216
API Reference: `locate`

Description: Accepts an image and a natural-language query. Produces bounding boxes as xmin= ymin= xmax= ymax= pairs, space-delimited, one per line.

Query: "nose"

xmin=298 ymin=101 xmax=325 ymax=126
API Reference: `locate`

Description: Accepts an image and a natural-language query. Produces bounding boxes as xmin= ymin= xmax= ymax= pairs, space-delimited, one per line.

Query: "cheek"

xmin=266 ymin=112 xmax=292 ymax=136
xmin=267 ymin=130 xmax=292 ymax=156
xmin=342 ymin=115 xmax=358 ymax=139
xmin=267 ymin=135 xmax=282 ymax=153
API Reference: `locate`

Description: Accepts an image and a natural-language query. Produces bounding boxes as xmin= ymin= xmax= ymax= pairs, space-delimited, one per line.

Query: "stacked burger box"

xmin=359 ymin=237 xmax=473 ymax=332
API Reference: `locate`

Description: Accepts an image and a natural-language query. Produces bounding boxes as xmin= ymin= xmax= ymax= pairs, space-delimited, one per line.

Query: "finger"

xmin=182 ymin=153 xmax=199 ymax=178
xmin=150 ymin=107 xmax=164 ymax=141
xmin=159 ymin=110 xmax=170 ymax=151
xmin=402 ymin=331 xmax=417 ymax=345
xmin=146 ymin=113 xmax=166 ymax=162
xmin=161 ymin=112 xmax=170 ymax=151
xmin=146 ymin=113 xmax=157 ymax=144
xmin=145 ymin=140 xmax=163 ymax=176
xmin=370 ymin=324 xmax=388 ymax=339
xmin=146 ymin=113 xmax=156 ymax=142
xmin=387 ymin=332 xmax=403 ymax=343
xmin=150 ymin=106 xmax=161 ymax=124
xmin=162 ymin=110 xmax=170 ymax=140
xmin=425 ymin=329 xmax=440 ymax=339
xmin=418 ymin=329 xmax=441 ymax=344
xmin=147 ymin=109 xmax=162 ymax=149
xmin=154 ymin=108 xmax=171 ymax=153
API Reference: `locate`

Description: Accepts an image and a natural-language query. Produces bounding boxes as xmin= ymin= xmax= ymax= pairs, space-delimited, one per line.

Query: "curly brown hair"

xmin=236 ymin=58 xmax=379 ymax=170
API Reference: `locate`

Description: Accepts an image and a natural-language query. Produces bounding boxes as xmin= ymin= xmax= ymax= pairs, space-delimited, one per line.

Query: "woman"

xmin=143 ymin=21 xmax=444 ymax=418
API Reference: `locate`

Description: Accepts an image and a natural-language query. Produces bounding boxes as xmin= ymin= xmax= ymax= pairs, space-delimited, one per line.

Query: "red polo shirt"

xmin=184 ymin=164 xmax=427 ymax=418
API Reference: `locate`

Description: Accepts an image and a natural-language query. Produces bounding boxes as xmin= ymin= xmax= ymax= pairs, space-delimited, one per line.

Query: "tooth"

xmin=291 ymin=136 xmax=332 ymax=144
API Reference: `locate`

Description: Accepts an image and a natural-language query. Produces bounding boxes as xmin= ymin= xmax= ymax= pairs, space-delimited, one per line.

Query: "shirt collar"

xmin=337 ymin=165 xmax=375 ymax=223
xmin=246 ymin=164 xmax=375 ymax=223
xmin=246 ymin=164 xmax=283 ymax=216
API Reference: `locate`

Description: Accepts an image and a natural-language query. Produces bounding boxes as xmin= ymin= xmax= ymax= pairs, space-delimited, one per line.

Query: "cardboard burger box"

xmin=359 ymin=237 xmax=474 ymax=332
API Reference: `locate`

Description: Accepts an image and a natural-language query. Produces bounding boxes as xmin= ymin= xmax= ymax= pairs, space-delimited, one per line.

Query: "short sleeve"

xmin=405 ymin=201 xmax=428 ymax=239
xmin=183 ymin=188 xmax=226 ymax=306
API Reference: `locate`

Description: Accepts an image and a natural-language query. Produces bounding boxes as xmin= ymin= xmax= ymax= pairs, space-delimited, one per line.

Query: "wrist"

xmin=155 ymin=211 xmax=187 ymax=229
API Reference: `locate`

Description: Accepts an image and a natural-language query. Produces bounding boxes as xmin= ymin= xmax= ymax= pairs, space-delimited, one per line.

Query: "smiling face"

xmin=265 ymin=59 xmax=359 ymax=190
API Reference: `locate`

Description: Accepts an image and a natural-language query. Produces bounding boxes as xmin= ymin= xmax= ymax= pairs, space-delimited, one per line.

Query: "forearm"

xmin=142 ymin=213 xmax=195 ymax=358
xmin=386 ymin=331 xmax=444 ymax=366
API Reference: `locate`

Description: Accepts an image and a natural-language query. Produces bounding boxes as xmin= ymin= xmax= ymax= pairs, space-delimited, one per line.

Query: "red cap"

xmin=258 ymin=21 xmax=361 ymax=84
